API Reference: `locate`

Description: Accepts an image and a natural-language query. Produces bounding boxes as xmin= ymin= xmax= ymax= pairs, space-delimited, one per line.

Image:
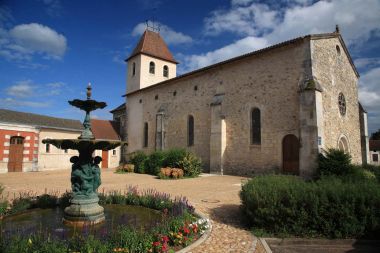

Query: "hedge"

xmin=240 ymin=175 xmax=380 ymax=238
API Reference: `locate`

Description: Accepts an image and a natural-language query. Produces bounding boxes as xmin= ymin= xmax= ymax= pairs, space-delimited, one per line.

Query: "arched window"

xmin=338 ymin=136 xmax=349 ymax=153
xmin=132 ymin=62 xmax=136 ymax=76
xmin=143 ymin=122 xmax=148 ymax=147
xmin=149 ymin=61 xmax=155 ymax=74
xmin=163 ymin=65 xmax=169 ymax=77
xmin=251 ymin=108 xmax=261 ymax=144
xmin=188 ymin=115 xmax=194 ymax=146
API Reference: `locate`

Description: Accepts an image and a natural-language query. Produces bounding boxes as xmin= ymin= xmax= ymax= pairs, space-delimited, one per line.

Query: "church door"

xmin=282 ymin=134 xmax=299 ymax=175
xmin=8 ymin=136 xmax=24 ymax=172
xmin=101 ymin=150 xmax=108 ymax=169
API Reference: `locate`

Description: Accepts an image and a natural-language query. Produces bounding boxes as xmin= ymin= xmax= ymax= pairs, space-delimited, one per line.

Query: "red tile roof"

xmin=370 ymin=140 xmax=380 ymax=151
xmin=126 ymin=30 xmax=178 ymax=63
xmin=91 ymin=119 xmax=120 ymax=140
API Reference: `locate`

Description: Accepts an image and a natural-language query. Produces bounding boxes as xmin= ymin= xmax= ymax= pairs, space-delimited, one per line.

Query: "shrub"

xmin=145 ymin=151 xmax=166 ymax=175
xmin=362 ymin=163 xmax=380 ymax=183
xmin=178 ymin=152 xmax=202 ymax=177
xmin=163 ymin=148 xmax=187 ymax=168
xmin=36 ymin=194 xmax=58 ymax=208
xmin=129 ymin=151 xmax=148 ymax=174
xmin=9 ymin=196 xmax=33 ymax=214
xmin=318 ymin=148 xmax=353 ymax=176
xmin=240 ymin=175 xmax=380 ymax=238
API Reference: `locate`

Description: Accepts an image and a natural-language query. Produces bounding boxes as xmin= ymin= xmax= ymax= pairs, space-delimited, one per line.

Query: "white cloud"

xmin=6 ymin=80 xmax=35 ymax=97
xmin=132 ymin=22 xmax=193 ymax=45
xmin=4 ymin=80 xmax=66 ymax=98
xmin=354 ymin=57 xmax=380 ymax=69
xmin=182 ymin=0 xmax=380 ymax=72
xmin=204 ymin=3 xmax=278 ymax=36
xmin=359 ymin=67 xmax=380 ymax=133
xmin=0 ymin=98 xmax=50 ymax=108
xmin=0 ymin=23 xmax=67 ymax=62
xmin=179 ymin=36 xmax=268 ymax=72
xmin=40 ymin=0 xmax=62 ymax=17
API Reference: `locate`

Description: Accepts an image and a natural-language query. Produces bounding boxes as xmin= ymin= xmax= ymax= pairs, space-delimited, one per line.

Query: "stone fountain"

xmin=42 ymin=84 xmax=125 ymax=226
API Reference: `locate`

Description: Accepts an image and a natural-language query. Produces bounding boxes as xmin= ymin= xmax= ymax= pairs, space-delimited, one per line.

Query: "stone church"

xmin=121 ymin=27 xmax=369 ymax=177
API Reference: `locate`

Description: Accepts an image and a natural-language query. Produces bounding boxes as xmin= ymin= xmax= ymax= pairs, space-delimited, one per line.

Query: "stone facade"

xmin=311 ymin=37 xmax=362 ymax=164
xmin=125 ymin=31 xmax=367 ymax=177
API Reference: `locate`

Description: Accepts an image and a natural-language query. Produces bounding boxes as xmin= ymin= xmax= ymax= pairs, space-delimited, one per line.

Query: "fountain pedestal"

xmin=63 ymin=194 xmax=105 ymax=226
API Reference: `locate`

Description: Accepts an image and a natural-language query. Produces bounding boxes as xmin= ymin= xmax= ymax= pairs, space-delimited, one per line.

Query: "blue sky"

xmin=0 ymin=0 xmax=380 ymax=134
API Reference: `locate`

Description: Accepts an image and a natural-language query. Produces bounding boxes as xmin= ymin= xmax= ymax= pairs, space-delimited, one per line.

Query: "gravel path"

xmin=0 ymin=169 xmax=259 ymax=252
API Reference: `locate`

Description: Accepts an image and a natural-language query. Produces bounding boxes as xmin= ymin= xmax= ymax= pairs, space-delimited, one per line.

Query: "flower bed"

xmin=0 ymin=186 xmax=209 ymax=253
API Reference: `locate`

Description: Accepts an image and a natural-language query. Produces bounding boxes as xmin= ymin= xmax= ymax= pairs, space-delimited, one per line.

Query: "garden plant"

xmin=240 ymin=149 xmax=380 ymax=239
xmin=0 ymin=186 xmax=209 ymax=253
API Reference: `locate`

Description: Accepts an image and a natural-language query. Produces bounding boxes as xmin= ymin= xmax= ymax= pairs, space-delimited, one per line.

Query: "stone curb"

xmin=259 ymin=238 xmax=273 ymax=253
xmin=176 ymin=210 xmax=213 ymax=253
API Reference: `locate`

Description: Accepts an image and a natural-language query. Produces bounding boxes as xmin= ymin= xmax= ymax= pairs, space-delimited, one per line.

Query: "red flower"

xmin=153 ymin=241 xmax=161 ymax=247
xmin=161 ymin=236 xmax=169 ymax=243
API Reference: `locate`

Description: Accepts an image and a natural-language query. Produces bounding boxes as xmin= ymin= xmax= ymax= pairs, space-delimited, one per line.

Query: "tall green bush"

xmin=240 ymin=175 xmax=380 ymax=238
xmin=318 ymin=148 xmax=353 ymax=176
xmin=163 ymin=148 xmax=187 ymax=168
xmin=145 ymin=151 xmax=166 ymax=175
xmin=178 ymin=152 xmax=202 ymax=177
xmin=129 ymin=151 xmax=148 ymax=174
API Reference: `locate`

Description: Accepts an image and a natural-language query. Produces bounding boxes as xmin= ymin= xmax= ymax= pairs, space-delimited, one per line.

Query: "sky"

xmin=0 ymin=0 xmax=380 ymax=134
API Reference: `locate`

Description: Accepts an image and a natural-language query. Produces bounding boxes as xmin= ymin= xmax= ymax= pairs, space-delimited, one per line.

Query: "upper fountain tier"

xmin=42 ymin=83 xmax=126 ymax=151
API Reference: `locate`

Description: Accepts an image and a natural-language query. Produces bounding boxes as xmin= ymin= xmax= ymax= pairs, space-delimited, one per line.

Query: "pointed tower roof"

xmin=126 ymin=30 xmax=178 ymax=64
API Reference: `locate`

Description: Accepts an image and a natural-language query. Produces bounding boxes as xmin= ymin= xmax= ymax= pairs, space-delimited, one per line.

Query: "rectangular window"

xmin=46 ymin=143 xmax=50 ymax=153
xmin=64 ymin=149 xmax=68 ymax=153
xmin=143 ymin=122 xmax=148 ymax=147
xmin=188 ymin=115 xmax=194 ymax=146
xmin=373 ymin=154 xmax=379 ymax=162
xmin=113 ymin=149 xmax=116 ymax=155
xmin=251 ymin=108 xmax=261 ymax=145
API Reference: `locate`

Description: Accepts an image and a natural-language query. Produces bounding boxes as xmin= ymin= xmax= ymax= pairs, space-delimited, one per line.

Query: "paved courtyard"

xmin=0 ymin=169 xmax=260 ymax=252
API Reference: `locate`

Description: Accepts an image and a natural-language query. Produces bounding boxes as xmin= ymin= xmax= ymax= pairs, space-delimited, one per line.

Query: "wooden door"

xmin=101 ymin=150 xmax=108 ymax=169
xmin=282 ymin=134 xmax=299 ymax=175
xmin=8 ymin=136 xmax=24 ymax=172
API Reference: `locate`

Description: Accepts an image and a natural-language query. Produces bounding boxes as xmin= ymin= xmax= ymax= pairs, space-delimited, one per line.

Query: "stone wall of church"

xmin=126 ymin=39 xmax=311 ymax=175
xmin=311 ymin=37 xmax=362 ymax=164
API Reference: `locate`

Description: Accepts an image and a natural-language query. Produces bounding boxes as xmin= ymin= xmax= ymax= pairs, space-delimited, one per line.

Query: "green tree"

xmin=370 ymin=129 xmax=380 ymax=140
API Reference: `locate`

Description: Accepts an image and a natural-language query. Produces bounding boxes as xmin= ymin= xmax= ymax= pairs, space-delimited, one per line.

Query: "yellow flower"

xmin=28 ymin=238 xmax=32 ymax=245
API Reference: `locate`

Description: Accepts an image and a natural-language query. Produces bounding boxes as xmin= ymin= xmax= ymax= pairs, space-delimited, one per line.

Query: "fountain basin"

xmin=1 ymin=204 xmax=162 ymax=239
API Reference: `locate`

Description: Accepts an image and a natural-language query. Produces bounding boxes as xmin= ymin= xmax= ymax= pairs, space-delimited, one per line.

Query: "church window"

xmin=46 ymin=143 xmax=50 ymax=153
xmin=336 ymin=45 xmax=341 ymax=56
xmin=149 ymin=61 xmax=155 ymax=74
xmin=163 ymin=65 xmax=169 ymax=77
xmin=139 ymin=99 xmax=142 ymax=103
xmin=143 ymin=122 xmax=148 ymax=147
xmin=338 ymin=135 xmax=349 ymax=153
xmin=132 ymin=62 xmax=136 ymax=76
xmin=173 ymin=91 xmax=177 ymax=96
xmin=373 ymin=153 xmax=378 ymax=162
xmin=188 ymin=115 xmax=194 ymax=146
xmin=251 ymin=108 xmax=261 ymax=145
xmin=194 ymin=85 xmax=198 ymax=91
xmin=155 ymin=95 xmax=158 ymax=100
xmin=338 ymin=93 xmax=346 ymax=116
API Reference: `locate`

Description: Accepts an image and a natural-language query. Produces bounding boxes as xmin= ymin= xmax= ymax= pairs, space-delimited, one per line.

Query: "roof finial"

xmin=335 ymin=24 xmax=340 ymax=33
xmin=86 ymin=82 xmax=92 ymax=100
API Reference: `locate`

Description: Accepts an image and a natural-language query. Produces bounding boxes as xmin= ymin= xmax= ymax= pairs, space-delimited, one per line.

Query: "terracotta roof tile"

xmin=91 ymin=119 xmax=120 ymax=140
xmin=370 ymin=140 xmax=380 ymax=151
xmin=126 ymin=30 xmax=177 ymax=63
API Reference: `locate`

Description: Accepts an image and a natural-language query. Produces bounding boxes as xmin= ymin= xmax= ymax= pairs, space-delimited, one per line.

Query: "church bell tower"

xmin=125 ymin=29 xmax=178 ymax=94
